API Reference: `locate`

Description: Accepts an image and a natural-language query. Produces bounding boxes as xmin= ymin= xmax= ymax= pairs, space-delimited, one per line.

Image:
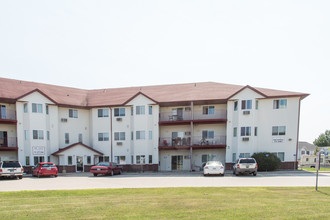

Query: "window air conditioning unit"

xmin=61 ymin=118 xmax=68 ymax=122
xmin=117 ymin=142 xmax=123 ymax=146
xmin=185 ymin=107 xmax=191 ymax=111
xmin=242 ymin=137 xmax=249 ymax=141
xmin=116 ymin=118 xmax=122 ymax=121
xmin=185 ymin=131 xmax=191 ymax=136
xmin=243 ymin=110 xmax=250 ymax=115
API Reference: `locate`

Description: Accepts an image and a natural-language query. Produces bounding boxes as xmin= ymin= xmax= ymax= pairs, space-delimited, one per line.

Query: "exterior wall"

xmin=226 ymin=88 xmax=300 ymax=165
xmin=0 ymin=151 xmax=17 ymax=161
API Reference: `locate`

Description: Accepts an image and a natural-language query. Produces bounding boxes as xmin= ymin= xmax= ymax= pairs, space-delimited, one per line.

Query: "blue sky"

xmin=0 ymin=1 xmax=329 ymax=143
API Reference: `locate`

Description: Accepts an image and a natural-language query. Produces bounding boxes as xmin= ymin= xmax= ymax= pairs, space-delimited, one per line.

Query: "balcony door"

xmin=0 ymin=105 xmax=6 ymax=119
xmin=0 ymin=131 xmax=7 ymax=147
xmin=171 ymin=155 xmax=183 ymax=171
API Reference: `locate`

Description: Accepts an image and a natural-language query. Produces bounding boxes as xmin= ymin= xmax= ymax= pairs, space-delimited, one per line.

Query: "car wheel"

xmin=54 ymin=175 xmax=58 ymax=178
xmin=221 ymin=173 xmax=224 ymax=176
xmin=18 ymin=176 xmax=23 ymax=179
xmin=93 ymin=173 xmax=97 ymax=177
xmin=253 ymin=172 xmax=257 ymax=176
xmin=235 ymin=170 xmax=239 ymax=176
xmin=110 ymin=170 xmax=114 ymax=176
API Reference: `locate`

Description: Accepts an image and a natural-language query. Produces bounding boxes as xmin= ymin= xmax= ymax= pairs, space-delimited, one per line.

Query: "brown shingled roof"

xmin=0 ymin=77 xmax=309 ymax=107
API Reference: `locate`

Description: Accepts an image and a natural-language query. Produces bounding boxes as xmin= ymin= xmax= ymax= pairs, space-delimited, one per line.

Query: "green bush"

xmin=252 ymin=152 xmax=281 ymax=171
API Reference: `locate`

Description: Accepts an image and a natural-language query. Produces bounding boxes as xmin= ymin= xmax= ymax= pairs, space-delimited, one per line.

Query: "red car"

xmin=90 ymin=162 xmax=122 ymax=176
xmin=32 ymin=162 xmax=58 ymax=178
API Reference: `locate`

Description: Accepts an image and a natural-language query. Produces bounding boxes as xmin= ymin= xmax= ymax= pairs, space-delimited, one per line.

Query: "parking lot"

xmin=0 ymin=171 xmax=329 ymax=192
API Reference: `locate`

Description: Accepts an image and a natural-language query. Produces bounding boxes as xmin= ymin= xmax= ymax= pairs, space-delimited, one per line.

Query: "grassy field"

xmin=0 ymin=187 xmax=329 ymax=219
xmin=300 ymin=167 xmax=330 ymax=172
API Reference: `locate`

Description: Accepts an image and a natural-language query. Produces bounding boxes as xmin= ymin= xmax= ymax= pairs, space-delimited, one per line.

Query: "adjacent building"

xmin=0 ymin=77 xmax=309 ymax=172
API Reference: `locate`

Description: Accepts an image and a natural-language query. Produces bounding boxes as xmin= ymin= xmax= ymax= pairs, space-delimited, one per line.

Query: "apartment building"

xmin=0 ymin=77 xmax=308 ymax=172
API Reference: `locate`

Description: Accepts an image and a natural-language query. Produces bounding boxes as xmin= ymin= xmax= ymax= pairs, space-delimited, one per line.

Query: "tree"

xmin=252 ymin=152 xmax=282 ymax=171
xmin=313 ymin=130 xmax=330 ymax=147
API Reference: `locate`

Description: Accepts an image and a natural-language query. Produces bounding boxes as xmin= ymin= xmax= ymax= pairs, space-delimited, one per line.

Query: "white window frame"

xmin=240 ymin=127 xmax=251 ymax=136
xmin=136 ymin=106 xmax=145 ymax=115
xmin=202 ymin=106 xmax=215 ymax=115
xmin=98 ymin=109 xmax=109 ymax=118
xmin=33 ymin=130 xmax=44 ymax=140
xmin=272 ymin=126 xmax=286 ymax=136
xmin=114 ymin=108 xmax=125 ymax=117
xmin=136 ymin=131 xmax=145 ymax=140
xmin=114 ymin=132 xmax=125 ymax=141
xmin=98 ymin=132 xmax=110 ymax=141
xmin=32 ymin=103 xmax=43 ymax=113
xmin=69 ymin=109 xmax=78 ymax=118
xmin=273 ymin=99 xmax=287 ymax=109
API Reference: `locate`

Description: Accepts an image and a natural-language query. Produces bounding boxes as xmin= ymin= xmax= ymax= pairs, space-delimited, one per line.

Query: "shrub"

xmin=252 ymin=152 xmax=281 ymax=171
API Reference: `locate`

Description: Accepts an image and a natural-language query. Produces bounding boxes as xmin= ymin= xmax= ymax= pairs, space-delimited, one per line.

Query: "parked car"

xmin=233 ymin=158 xmax=258 ymax=176
xmin=0 ymin=161 xmax=24 ymax=179
xmin=90 ymin=162 xmax=122 ymax=176
xmin=203 ymin=161 xmax=225 ymax=176
xmin=32 ymin=162 xmax=58 ymax=178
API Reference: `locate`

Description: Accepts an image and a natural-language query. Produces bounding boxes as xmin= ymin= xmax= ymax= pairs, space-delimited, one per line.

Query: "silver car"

xmin=0 ymin=161 xmax=24 ymax=179
xmin=203 ymin=161 xmax=225 ymax=176
xmin=233 ymin=158 xmax=258 ymax=176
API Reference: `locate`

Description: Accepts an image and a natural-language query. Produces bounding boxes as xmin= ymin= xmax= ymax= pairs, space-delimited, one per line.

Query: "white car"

xmin=0 ymin=161 xmax=24 ymax=179
xmin=203 ymin=161 xmax=225 ymax=176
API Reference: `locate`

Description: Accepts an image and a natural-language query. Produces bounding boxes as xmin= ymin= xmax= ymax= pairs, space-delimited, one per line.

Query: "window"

xmin=47 ymin=131 xmax=50 ymax=140
xmin=34 ymin=156 xmax=44 ymax=165
xmin=254 ymin=127 xmax=258 ymax=136
xmin=48 ymin=156 xmax=50 ymax=162
xmin=87 ymin=156 xmax=91 ymax=164
xmin=99 ymin=156 xmax=104 ymax=162
xmin=149 ymin=155 xmax=152 ymax=164
xmin=98 ymin=109 xmax=109 ymax=117
xmin=136 ymin=131 xmax=145 ymax=140
xmin=301 ymin=150 xmax=305 ymax=155
xmin=202 ymin=130 xmax=214 ymax=139
xmin=306 ymin=158 xmax=309 ymax=162
xmin=98 ymin=133 xmax=109 ymax=141
xmin=240 ymin=127 xmax=251 ymax=136
xmin=272 ymin=126 xmax=286 ymax=136
xmin=255 ymin=100 xmax=259 ymax=110
xmin=241 ymin=100 xmax=252 ymax=110
xmin=203 ymin=106 xmax=215 ymax=115
xmin=131 ymin=107 xmax=133 ymax=116
xmin=273 ymin=99 xmax=287 ymax=109
xmin=33 ymin=130 xmax=44 ymax=140
xmin=272 ymin=152 xmax=285 ymax=162
xmin=115 ymin=156 xmax=126 ymax=164
xmin=136 ymin=106 xmax=145 ymax=115
xmin=136 ymin=155 xmax=145 ymax=164
xmin=232 ymin=153 xmax=236 ymax=163
xmin=233 ymin=127 xmax=237 ymax=137
xmin=114 ymin=108 xmax=125 ymax=117
xmin=68 ymin=156 xmax=72 ymax=165
xmin=65 ymin=133 xmax=69 ymax=144
xmin=202 ymin=154 xmax=212 ymax=163
xmin=149 ymin=106 xmax=153 ymax=115
xmin=26 ymin=156 xmax=30 ymax=166
xmin=78 ymin=133 xmax=83 ymax=143
xmin=69 ymin=109 xmax=78 ymax=118
xmin=114 ymin=132 xmax=125 ymax=141
xmin=24 ymin=130 xmax=29 ymax=140
xmin=234 ymin=101 xmax=238 ymax=111
xmin=46 ymin=104 xmax=49 ymax=115
xmin=24 ymin=103 xmax=28 ymax=113
xmin=149 ymin=130 xmax=153 ymax=140
xmin=131 ymin=131 xmax=134 ymax=140
xmin=32 ymin=103 xmax=43 ymax=113
xmin=104 ymin=156 xmax=110 ymax=162
xmin=239 ymin=153 xmax=250 ymax=158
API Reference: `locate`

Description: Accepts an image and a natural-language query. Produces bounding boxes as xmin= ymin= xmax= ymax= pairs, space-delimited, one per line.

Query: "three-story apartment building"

xmin=0 ymin=78 xmax=308 ymax=172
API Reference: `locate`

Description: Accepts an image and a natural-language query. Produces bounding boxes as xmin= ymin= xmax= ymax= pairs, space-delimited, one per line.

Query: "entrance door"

xmin=76 ymin=156 xmax=84 ymax=172
xmin=171 ymin=155 xmax=183 ymax=171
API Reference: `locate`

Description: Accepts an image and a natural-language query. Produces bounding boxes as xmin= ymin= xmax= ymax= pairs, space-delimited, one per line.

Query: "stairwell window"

xmin=136 ymin=131 xmax=145 ymax=140
xmin=136 ymin=106 xmax=145 ymax=115
xmin=98 ymin=109 xmax=109 ymax=117
xmin=24 ymin=103 xmax=28 ymax=113
xmin=114 ymin=132 xmax=125 ymax=141
xmin=98 ymin=132 xmax=109 ymax=141
xmin=33 ymin=130 xmax=44 ymax=140
xmin=65 ymin=133 xmax=69 ymax=144
xmin=234 ymin=101 xmax=238 ymax=111
xmin=272 ymin=126 xmax=286 ymax=136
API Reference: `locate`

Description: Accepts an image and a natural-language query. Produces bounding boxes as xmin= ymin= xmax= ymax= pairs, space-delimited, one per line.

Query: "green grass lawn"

xmin=300 ymin=167 xmax=330 ymax=172
xmin=0 ymin=187 xmax=329 ymax=219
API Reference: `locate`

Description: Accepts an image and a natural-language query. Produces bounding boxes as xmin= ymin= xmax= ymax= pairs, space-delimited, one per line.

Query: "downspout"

xmin=190 ymin=101 xmax=193 ymax=172
xmin=110 ymin=107 xmax=113 ymax=163
xmin=295 ymin=98 xmax=302 ymax=170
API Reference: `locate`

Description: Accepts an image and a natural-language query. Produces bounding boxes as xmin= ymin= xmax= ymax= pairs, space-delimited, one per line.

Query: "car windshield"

xmin=97 ymin=162 xmax=110 ymax=166
xmin=206 ymin=161 xmax=222 ymax=166
xmin=2 ymin=161 xmax=21 ymax=168
xmin=42 ymin=164 xmax=56 ymax=168
xmin=240 ymin=159 xmax=255 ymax=163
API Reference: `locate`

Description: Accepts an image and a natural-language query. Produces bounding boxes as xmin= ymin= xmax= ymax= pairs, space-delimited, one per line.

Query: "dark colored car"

xmin=233 ymin=158 xmax=258 ymax=176
xmin=0 ymin=161 xmax=23 ymax=179
xmin=32 ymin=162 xmax=58 ymax=178
xmin=90 ymin=162 xmax=122 ymax=177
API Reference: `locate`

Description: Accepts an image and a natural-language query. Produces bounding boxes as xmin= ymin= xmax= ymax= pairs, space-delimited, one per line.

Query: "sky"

xmin=0 ymin=1 xmax=329 ymax=143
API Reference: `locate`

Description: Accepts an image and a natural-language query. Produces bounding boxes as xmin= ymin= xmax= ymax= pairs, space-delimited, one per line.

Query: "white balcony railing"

xmin=159 ymin=109 xmax=227 ymax=122
xmin=159 ymin=135 xmax=226 ymax=147
xmin=0 ymin=109 xmax=16 ymax=120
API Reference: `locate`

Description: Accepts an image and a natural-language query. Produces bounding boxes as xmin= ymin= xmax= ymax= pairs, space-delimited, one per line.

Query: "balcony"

xmin=0 ymin=137 xmax=18 ymax=151
xmin=159 ymin=135 xmax=226 ymax=150
xmin=0 ymin=109 xmax=17 ymax=124
xmin=159 ymin=110 xmax=227 ymax=126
